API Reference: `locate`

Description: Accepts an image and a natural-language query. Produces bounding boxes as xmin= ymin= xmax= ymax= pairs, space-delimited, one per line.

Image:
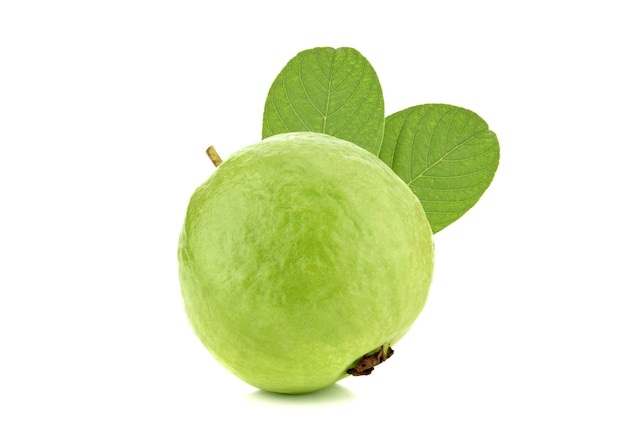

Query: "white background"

xmin=1 ymin=1 xmax=624 ymax=444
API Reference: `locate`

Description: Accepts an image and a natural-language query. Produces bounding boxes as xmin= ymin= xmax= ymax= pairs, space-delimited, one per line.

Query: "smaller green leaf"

xmin=380 ymin=104 xmax=499 ymax=233
xmin=262 ymin=47 xmax=385 ymax=155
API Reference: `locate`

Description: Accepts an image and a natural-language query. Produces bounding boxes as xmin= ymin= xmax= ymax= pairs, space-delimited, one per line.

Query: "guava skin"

xmin=178 ymin=132 xmax=434 ymax=394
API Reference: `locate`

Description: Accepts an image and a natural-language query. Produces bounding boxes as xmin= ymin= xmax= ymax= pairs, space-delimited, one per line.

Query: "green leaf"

xmin=262 ymin=47 xmax=385 ymax=154
xmin=380 ymin=104 xmax=500 ymax=233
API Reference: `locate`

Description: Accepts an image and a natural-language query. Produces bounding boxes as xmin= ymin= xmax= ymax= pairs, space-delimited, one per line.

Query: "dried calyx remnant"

xmin=347 ymin=345 xmax=394 ymax=376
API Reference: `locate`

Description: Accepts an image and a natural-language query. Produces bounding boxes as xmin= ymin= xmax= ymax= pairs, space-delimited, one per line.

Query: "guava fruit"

xmin=178 ymin=132 xmax=434 ymax=394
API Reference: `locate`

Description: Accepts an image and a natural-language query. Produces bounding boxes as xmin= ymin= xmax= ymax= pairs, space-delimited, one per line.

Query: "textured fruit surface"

xmin=178 ymin=132 xmax=434 ymax=394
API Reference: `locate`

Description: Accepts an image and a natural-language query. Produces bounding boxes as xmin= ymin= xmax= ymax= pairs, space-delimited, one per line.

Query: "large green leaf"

xmin=380 ymin=104 xmax=500 ymax=233
xmin=262 ymin=47 xmax=385 ymax=154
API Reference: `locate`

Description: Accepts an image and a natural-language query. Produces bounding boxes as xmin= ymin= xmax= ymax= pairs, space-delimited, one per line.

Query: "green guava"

xmin=178 ymin=132 xmax=434 ymax=394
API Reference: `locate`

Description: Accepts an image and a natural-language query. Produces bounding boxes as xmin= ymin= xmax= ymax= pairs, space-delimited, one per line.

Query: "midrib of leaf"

xmin=321 ymin=50 xmax=335 ymax=133
xmin=328 ymin=63 xmax=370 ymax=138
xmin=406 ymin=133 xmax=482 ymax=187
xmin=316 ymin=52 xmax=374 ymax=141
xmin=343 ymin=69 xmax=381 ymax=145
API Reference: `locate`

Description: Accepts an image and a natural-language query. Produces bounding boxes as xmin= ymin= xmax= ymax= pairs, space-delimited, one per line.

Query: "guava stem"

xmin=206 ymin=146 xmax=222 ymax=168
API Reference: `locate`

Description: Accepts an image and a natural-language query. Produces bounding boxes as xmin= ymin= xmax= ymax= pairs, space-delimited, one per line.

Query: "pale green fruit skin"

xmin=178 ymin=132 xmax=434 ymax=394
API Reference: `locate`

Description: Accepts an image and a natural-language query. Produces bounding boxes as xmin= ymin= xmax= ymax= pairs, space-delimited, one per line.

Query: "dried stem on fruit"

xmin=206 ymin=146 xmax=222 ymax=167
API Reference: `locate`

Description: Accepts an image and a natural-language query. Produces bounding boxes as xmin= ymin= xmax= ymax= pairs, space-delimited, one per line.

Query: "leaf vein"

xmin=407 ymin=129 xmax=493 ymax=186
